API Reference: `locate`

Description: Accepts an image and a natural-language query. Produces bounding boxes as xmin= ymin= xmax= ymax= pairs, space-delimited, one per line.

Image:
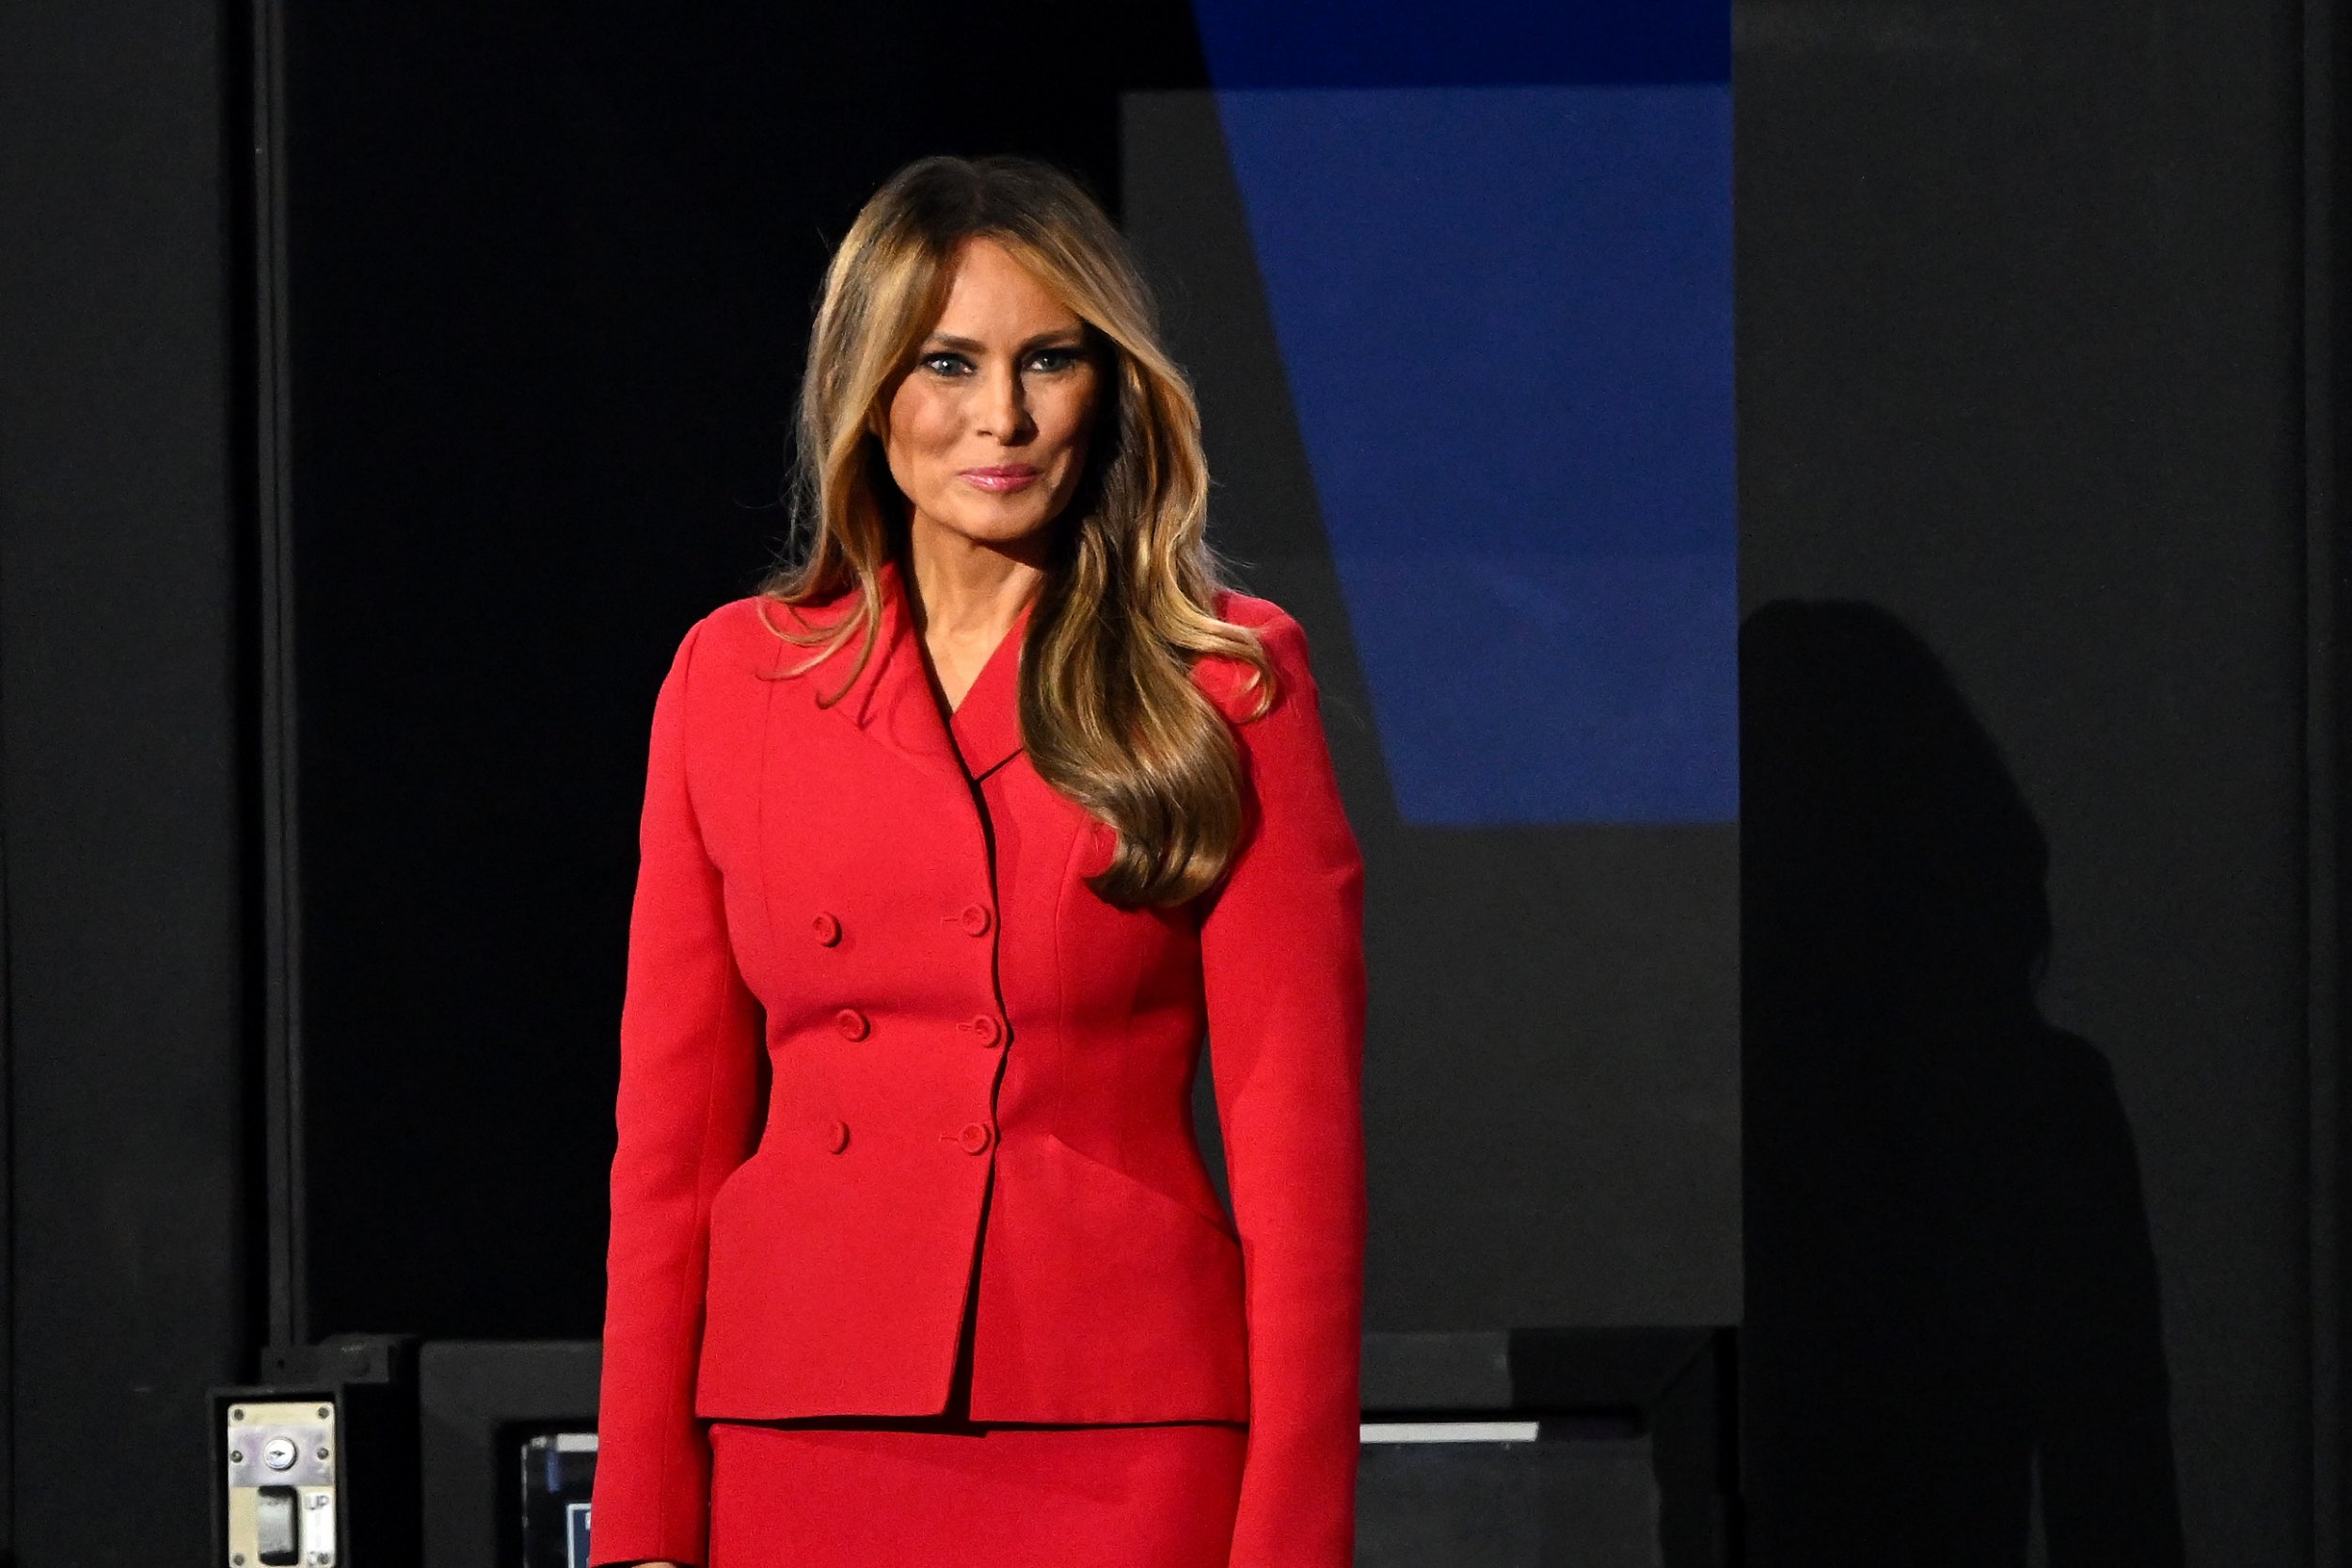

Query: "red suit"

xmin=588 ymin=559 xmax=1368 ymax=1567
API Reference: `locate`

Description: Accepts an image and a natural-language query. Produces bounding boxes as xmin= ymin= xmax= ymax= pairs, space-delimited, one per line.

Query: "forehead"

xmin=928 ymin=236 xmax=1081 ymax=336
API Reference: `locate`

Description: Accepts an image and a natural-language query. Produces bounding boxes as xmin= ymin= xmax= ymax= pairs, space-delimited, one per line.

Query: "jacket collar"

xmin=765 ymin=561 xmax=901 ymax=733
xmin=796 ymin=556 xmax=1029 ymax=783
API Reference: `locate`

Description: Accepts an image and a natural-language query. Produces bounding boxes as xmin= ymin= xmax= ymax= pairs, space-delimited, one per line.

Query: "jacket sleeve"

xmin=1200 ymin=610 xmax=1369 ymax=1568
xmin=589 ymin=616 xmax=766 ymax=1568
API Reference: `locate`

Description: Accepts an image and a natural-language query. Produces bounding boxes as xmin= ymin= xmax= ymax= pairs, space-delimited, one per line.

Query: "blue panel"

xmin=1214 ymin=86 xmax=1737 ymax=823
xmin=1190 ymin=0 xmax=1728 ymax=87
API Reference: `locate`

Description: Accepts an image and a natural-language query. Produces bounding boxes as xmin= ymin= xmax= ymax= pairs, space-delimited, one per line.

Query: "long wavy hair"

xmin=758 ymin=153 xmax=1275 ymax=910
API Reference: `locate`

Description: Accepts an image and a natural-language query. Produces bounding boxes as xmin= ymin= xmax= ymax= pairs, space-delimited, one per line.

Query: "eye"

xmin=919 ymin=352 xmax=972 ymax=376
xmin=1028 ymin=347 xmax=1086 ymax=372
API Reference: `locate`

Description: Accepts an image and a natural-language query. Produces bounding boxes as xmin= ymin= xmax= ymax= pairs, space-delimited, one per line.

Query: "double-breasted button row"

xmin=828 ymin=1010 xmax=1004 ymax=1048
xmin=821 ymin=906 xmax=991 ymax=941
xmin=821 ymin=1118 xmax=993 ymax=1155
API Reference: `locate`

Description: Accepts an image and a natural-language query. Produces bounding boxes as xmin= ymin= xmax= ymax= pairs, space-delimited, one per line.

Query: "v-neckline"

xmin=941 ymin=626 xmax=1009 ymax=719
xmin=933 ymin=593 xmax=1032 ymax=782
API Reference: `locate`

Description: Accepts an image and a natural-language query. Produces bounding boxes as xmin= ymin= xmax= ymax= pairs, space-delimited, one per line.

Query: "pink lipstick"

xmin=960 ymin=465 xmax=1041 ymax=493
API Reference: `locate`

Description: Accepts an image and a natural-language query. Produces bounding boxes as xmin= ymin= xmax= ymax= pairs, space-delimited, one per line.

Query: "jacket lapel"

xmin=794 ymin=557 xmax=1028 ymax=784
xmin=948 ymin=594 xmax=1030 ymax=784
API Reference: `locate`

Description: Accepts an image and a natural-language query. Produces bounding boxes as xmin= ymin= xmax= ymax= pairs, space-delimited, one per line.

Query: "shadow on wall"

xmin=1740 ymin=599 xmax=2184 ymax=1568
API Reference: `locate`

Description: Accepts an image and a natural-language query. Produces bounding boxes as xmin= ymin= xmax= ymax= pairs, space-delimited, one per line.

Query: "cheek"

xmin=884 ymin=387 xmax=962 ymax=479
xmin=1042 ymin=381 xmax=1104 ymax=458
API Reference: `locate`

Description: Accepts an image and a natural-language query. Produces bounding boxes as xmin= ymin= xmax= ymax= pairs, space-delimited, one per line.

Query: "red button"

xmin=811 ymin=911 xmax=842 ymax=946
xmin=835 ymin=1007 xmax=869 ymax=1041
xmin=957 ymin=1122 xmax=993 ymax=1155
xmin=963 ymin=1014 xmax=1001 ymax=1048
xmin=821 ymin=1118 xmax=849 ymax=1153
xmin=959 ymin=904 xmax=993 ymax=937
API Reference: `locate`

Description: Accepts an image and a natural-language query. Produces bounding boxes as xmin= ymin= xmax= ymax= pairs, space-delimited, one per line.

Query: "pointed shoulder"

xmin=1196 ymin=588 xmax=1315 ymax=721
xmin=694 ymin=590 xmax=865 ymax=680
xmin=1213 ymin=587 xmax=1287 ymax=631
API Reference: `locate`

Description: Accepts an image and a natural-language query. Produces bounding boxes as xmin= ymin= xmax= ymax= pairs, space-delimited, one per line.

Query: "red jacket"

xmin=589 ymin=559 xmax=1368 ymax=1567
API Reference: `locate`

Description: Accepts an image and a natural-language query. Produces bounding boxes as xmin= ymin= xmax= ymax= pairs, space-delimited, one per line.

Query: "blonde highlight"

xmin=759 ymin=153 xmax=1273 ymax=908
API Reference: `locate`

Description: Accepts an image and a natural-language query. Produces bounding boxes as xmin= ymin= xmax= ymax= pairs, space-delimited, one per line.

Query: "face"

xmin=877 ymin=235 xmax=1104 ymax=562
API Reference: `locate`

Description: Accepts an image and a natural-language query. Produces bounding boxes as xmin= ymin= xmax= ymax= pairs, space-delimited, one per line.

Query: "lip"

xmin=959 ymin=465 xmax=1041 ymax=493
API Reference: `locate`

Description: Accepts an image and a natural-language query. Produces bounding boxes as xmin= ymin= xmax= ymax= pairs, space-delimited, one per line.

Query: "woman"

xmin=588 ymin=153 xmax=1366 ymax=1568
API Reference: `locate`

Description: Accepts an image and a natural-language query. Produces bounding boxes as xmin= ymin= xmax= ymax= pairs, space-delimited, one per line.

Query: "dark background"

xmin=0 ymin=2 xmax=2344 ymax=1566
xmin=272 ymin=4 xmax=1212 ymax=1350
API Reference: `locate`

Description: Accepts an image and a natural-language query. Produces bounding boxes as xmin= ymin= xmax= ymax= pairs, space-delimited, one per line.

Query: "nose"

xmin=975 ymin=359 xmax=1032 ymax=441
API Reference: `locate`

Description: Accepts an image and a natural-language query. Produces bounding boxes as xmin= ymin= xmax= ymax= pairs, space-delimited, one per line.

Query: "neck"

xmin=901 ymin=515 xmax=1047 ymax=646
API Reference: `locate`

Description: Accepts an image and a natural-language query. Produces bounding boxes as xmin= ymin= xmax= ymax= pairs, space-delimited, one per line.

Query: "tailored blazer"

xmin=589 ymin=557 xmax=1369 ymax=1568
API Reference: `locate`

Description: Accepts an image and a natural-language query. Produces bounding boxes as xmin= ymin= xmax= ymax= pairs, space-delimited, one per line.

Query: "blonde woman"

xmin=588 ymin=153 xmax=1366 ymax=1568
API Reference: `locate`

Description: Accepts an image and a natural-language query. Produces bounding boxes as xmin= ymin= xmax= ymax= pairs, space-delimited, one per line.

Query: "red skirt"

xmin=705 ymin=1153 xmax=1247 ymax=1566
xmin=707 ymin=1416 xmax=1248 ymax=1567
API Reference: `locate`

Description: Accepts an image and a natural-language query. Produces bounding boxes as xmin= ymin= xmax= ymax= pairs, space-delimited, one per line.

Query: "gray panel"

xmin=1358 ymin=1437 xmax=1661 ymax=1568
xmin=1736 ymin=0 xmax=2304 ymax=1560
xmin=0 ymin=0 xmax=248 ymax=1560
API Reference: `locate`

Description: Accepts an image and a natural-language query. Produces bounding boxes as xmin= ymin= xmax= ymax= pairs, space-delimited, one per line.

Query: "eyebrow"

xmin=923 ymin=328 xmax=1087 ymax=353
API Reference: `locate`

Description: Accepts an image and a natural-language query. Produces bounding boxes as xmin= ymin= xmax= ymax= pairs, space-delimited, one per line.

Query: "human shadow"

xmin=1740 ymin=599 xmax=2184 ymax=1567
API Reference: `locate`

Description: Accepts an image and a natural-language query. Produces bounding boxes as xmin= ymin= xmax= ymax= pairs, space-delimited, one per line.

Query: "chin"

xmin=941 ymin=501 xmax=1065 ymax=549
